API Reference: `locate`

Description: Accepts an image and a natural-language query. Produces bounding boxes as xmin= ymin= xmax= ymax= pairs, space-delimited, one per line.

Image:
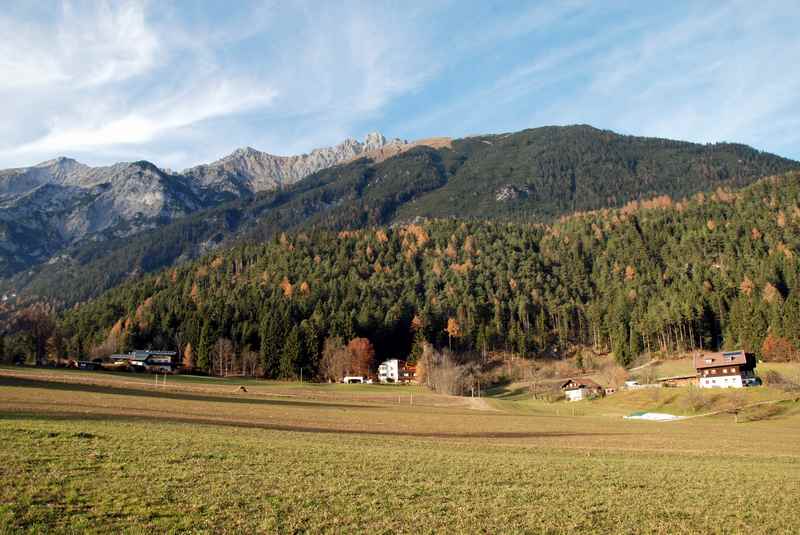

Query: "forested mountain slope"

xmin=46 ymin=171 xmax=800 ymax=376
xmin=5 ymin=125 xmax=797 ymax=307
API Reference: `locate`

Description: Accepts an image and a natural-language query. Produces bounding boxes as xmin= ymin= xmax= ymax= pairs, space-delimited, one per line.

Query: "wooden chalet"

xmin=561 ymin=378 xmax=604 ymax=401
xmin=694 ymin=350 xmax=758 ymax=388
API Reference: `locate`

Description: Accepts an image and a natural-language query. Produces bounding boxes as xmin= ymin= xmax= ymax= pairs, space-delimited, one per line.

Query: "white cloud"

xmin=0 ymin=1 xmax=438 ymax=168
xmin=0 ymin=1 xmax=158 ymax=90
xmin=14 ymin=79 xmax=276 ymax=154
xmin=2 ymin=1 xmax=796 ymax=169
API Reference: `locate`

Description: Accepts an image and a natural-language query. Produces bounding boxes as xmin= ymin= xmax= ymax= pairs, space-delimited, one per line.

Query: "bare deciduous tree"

xmin=320 ymin=337 xmax=349 ymax=382
xmin=212 ymin=338 xmax=235 ymax=376
xmin=241 ymin=346 xmax=260 ymax=377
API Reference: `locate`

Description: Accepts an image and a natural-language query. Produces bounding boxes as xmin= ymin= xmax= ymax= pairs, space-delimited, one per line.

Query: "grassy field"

xmin=2 ymin=366 xmax=800 ymax=534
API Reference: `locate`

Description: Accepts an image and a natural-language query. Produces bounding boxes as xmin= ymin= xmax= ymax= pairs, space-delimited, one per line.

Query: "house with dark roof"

xmin=694 ymin=350 xmax=758 ymax=388
xmin=111 ymin=350 xmax=177 ymax=373
xmin=561 ymin=378 xmax=604 ymax=401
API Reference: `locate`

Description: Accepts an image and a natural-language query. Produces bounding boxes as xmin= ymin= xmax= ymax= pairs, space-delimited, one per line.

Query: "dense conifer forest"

xmin=6 ymin=171 xmax=796 ymax=376
xmin=5 ymin=125 xmax=797 ymax=308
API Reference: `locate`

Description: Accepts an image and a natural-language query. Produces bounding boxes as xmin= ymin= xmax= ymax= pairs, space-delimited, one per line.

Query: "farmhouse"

xmin=694 ymin=350 xmax=758 ymax=388
xmin=561 ymin=378 xmax=604 ymax=401
xmin=378 ymin=359 xmax=417 ymax=383
xmin=400 ymin=363 xmax=417 ymax=383
xmin=111 ymin=350 xmax=177 ymax=373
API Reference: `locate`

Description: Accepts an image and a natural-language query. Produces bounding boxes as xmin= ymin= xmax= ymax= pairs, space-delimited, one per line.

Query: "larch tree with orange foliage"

xmin=446 ymin=318 xmax=461 ymax=350
xmin=347 ymin=337 xmax=375 ymax=376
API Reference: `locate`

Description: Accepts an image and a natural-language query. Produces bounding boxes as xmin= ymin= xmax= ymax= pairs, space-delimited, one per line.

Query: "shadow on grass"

xmin=482 ymin=379 xmax=537 ymax=401
xmin=0 ymin=410 xmax=631 ymax=440
xmin=0 ymin=376 xmax=374 ymax=410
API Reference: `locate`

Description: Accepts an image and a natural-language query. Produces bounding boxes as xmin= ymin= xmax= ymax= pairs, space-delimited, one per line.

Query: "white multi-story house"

xmin=695 ymin=350 xmax=759 ymax=388
xmin=378 ymin=359 xmax=401 ymax=383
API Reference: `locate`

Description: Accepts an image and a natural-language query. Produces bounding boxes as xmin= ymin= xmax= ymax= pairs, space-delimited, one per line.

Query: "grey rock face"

xmin=0 ymin=132 xmax=405 ymax=278
xmin=186 ymin=132 xmax=407 ymax=194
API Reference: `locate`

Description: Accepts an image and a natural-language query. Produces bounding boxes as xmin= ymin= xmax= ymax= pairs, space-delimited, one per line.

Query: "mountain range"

xmin=0 ymin=132 xmax=409 ymax=278
xmin=1 ymin=125 xmax=798 ymax=308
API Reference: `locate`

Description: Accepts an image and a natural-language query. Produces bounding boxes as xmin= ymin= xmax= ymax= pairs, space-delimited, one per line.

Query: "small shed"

xmin=561 ymin=378 xmax=604 ymax=401
xmin=656 ymin=374 xmax=698 ymax=387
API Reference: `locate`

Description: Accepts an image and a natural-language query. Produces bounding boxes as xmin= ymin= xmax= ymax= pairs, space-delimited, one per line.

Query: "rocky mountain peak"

xmin=37 ymin=156 xmax=78 ymax=168
xmin=189 ymin=132 xmax=409 ymax=194
xmin=230 ymin=146 xmax=260 ymax=158
xmin=363 ymin=131 xmax=388 ymax=150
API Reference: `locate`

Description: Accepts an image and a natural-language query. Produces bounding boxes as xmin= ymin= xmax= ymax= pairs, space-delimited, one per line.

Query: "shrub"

xmin=739 ymin=403 xmax=784 ymax=422
xmin=762 ymin=370 xmax=800 ymax=392
xmin=684 ymin=385 xmax=711 ymax=413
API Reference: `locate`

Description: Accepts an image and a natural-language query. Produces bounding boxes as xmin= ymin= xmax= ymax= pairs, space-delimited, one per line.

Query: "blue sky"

xmin=1 ymin=0 xmax=799 ymax=169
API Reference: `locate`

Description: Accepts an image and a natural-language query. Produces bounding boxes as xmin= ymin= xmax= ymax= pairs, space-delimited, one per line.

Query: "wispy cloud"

xmin=399 ymin=1 xmax=800 ymax=160
xmin=0 ymin=1 xmax=798 ymax=168
xmin=13 ymin=78 xmax=277 ymax=154
xmin=0 ymin=1 xmax=439 ymax=168
xmin=0 ymin=1 xmax=158 ymax=89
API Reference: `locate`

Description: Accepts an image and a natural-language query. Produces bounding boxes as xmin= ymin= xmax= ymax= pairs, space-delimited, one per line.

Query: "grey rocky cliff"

xmin=0 ymin=132 xmax=406 ymax=278
xmin=186 ymin=132 xmax=407 ymax=194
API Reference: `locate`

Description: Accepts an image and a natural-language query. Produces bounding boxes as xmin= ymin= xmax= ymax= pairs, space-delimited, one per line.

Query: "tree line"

xmin=4 ymin=172 xmax=800 ymax=377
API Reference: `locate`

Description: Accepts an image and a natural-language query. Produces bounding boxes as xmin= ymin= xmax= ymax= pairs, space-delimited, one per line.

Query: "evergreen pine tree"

xmin=281 ymin=326 xmax=303 ymax=378
xmin=197 ymin=321 xmax=211 ymax=372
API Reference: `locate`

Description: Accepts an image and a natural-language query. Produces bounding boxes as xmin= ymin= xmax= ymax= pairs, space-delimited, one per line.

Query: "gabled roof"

xmin=110 ymin=350 xmax=176 ymax=362
xmin=561 ymin=377 xmax=602 ymax=390
xmin=694 ymin=350 xmax=748 ymax=370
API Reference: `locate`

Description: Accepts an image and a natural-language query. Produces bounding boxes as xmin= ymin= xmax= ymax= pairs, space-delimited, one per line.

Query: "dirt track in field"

xmin=0 ymin=408 xmax=625 ymax=440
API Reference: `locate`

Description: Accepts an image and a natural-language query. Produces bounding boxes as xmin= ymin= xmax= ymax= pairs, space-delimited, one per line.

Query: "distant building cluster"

xmin=342 ymin=359 xmax=417 ymax=384
xmin=109 ymin=350 xmax=177 ymax=373
xmin=561 ymin=349 xmax=761 ymax=401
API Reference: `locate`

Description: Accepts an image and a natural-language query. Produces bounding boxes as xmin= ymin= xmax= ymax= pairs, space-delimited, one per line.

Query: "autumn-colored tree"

xmin=347 ymin=337 xmax=375 ymax=375
xmin=182 ymin=342 xmax=194 ymax=370
xmin=740 ymin=277 xmax=754 ymax=296
xmin=761 ymin=333 xmax=797 ymax=362
xmin=280 ymin=276 xmax=294 ymax=297
xmin=446 ymin=317 xmax=461 ymax=350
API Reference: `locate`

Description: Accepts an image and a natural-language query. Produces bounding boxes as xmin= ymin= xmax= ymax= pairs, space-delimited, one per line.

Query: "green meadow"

xmin=1 ymin=367 xmax=799 ymax=534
